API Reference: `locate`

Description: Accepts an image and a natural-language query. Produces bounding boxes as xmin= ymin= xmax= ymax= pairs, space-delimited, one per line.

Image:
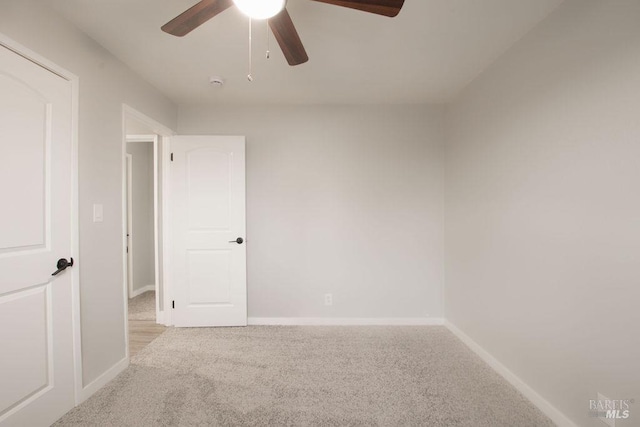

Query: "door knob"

xmin=229 ymin=237 xmax=244 ymax=244
xmin=52 ymin=257 xmax=74 ymax=276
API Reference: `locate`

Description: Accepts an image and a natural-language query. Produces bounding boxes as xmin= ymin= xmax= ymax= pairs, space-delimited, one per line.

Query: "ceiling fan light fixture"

xmin=233 ymin=0 xmax=286 ymax=20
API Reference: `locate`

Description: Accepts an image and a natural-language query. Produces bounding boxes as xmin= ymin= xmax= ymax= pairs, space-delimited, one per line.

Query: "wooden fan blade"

xmin=310 ymin=0 xmax=404 ymax=17
xmin=162 ymin=0 xmax=234 ymax=37
xmin=269 ymin=9 xmax=309 ymax=66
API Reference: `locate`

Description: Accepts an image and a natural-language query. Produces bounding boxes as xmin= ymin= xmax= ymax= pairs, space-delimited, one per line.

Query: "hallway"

xmin=128 ymin=291 xmax=165 ymax=357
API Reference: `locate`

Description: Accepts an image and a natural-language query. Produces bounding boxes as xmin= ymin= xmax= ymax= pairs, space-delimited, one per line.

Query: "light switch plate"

xmin=93 ymin=204 xmax=103 ymax=222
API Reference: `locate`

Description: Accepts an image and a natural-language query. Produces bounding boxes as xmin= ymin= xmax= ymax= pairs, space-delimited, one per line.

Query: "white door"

xmin=171 ymin=136 xmax=246 ymax=327
xmin=0 ymin=45 xmax=75 ymax=425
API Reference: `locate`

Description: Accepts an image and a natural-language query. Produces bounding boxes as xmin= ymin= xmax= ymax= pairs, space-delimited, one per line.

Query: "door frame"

xmin=125 ymin=135 xmax=158 ymax=302
xmin=125 ymin=153 xmax=134 ymax=299
xmin=121 ymin=106 xmax=174 ymax=353
xmin=0 ymin=34 xmax=82 ymax=404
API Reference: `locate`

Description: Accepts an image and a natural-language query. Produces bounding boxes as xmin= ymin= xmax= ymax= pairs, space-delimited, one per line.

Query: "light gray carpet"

xmin=56 ymin=326 xmax=553 ymax=426
xmin=128 ymin=291 xmax=156 ymax=321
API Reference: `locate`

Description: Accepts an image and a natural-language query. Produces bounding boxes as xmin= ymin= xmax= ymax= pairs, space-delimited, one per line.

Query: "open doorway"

xmin=125 ymin=135 xmax=164 ymax=356
xmin=122 ymin=106 xmax=173 ymax=357
xmin=126 ymin=137 xmax=156 ymax=310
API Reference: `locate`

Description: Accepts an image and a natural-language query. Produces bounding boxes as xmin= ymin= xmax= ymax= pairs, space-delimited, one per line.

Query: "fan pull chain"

xmin=247 ymin=18 xmax=253 ymax=82
xmin=266 ymin=24 xmax=271 ymax=59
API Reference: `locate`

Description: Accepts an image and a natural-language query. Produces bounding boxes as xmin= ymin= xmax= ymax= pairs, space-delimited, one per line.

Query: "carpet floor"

xmin=128 ymin=291 xmax=156 ymax=321
xmin=56 ymin=326 xmax=552 ymax=426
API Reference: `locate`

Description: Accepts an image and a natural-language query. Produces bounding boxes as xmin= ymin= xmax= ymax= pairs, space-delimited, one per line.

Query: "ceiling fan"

xmin=161 ymin=0 xmax=405 ymax=66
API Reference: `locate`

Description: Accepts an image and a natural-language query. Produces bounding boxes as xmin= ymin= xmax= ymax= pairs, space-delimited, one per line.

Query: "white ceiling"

xmin=49 ymin=0 xmax=563 ymax=105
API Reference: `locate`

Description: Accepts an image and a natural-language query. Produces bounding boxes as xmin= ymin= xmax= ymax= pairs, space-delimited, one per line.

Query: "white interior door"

xmin=171 ymin=136 xmax=246 ymax=327
xmin=0 ymin=45 xmax=75 ymax=425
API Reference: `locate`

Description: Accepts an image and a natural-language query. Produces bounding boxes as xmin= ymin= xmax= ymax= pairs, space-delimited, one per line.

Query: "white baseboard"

xmin=130 ymin=284 xmax=154 ymax=298
xmin=444 ymin=321 xmax=577 ymax=427
xmin=248 ymin=317 xmax=444 ymax=326
xmin=77 ymin=357 xmax=129 ymax=404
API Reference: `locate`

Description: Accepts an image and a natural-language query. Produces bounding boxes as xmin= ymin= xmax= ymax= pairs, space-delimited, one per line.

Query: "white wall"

xmin=445 ymin=0 xmax=640 ymax=425
xmin=179 ymin=105 xmax=445 ymax=320
xmin=126 ymin=141 xmax=155 ymax=294
xmin=0 ymin=1 xmax=177 ymax=386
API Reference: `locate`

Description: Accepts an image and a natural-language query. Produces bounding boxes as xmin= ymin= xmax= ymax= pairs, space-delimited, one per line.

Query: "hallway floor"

xmin=128 ymin=291 xmax=165 ymax=357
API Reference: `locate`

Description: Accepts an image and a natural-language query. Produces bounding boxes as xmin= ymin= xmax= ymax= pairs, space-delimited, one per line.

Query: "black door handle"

xmin=52 ymin=258 xmax=74 ymax=276
xmin=229 ymin=237 xmax=244 ymax=244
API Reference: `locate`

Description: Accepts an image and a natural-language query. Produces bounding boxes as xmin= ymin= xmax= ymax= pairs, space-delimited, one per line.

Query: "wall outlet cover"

xmin=324 ymin=294 xmax=333 ymax=306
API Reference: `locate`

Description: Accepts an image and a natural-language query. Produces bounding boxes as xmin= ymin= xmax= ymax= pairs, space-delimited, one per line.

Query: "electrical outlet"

xmin=324 ymin=293 xmax=333 ymax=306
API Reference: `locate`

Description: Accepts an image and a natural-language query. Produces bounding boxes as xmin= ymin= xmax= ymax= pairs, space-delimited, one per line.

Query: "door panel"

xmin=171 ymin=136 xmax=246 ymax=327
xmin=0 ymin=76 xmax=48 ymax=251
xmin=187 ymin=149 xmax=231 ymax=230
xmin=0 ymin=287 xmax=49 ymax=413
xmin=0 ymin=44 xmax=74 ymax=426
